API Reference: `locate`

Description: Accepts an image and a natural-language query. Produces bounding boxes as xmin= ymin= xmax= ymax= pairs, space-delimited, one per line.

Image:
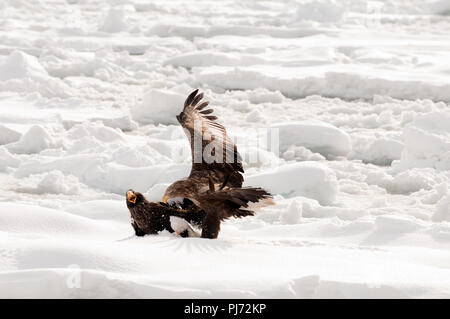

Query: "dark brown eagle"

xmin=126 ymin=89 xmax=273 ymax=239
xmin=126 ymin=189 xmax=203 ymax=237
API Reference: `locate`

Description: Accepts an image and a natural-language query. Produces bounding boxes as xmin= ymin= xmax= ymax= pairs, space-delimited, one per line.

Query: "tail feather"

xmin=233 ymin=209 xmax=255 ymax=218
xmin=200 ymin=187 xmax=273 ymax=219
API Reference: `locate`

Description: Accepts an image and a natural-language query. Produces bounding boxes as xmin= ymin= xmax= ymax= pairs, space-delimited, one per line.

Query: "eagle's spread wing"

xmin=177 ymin=89 xmax=243 ymax=187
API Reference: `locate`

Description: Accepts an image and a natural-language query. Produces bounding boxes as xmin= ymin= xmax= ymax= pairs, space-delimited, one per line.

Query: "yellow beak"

xmin=127 ymin=191 xmax=137 ymax=203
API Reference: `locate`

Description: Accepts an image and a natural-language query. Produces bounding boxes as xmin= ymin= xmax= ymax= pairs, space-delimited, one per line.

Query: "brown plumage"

xmin=196 ymin=185 xmax=272 ymax=239
xmin=125 ymin=89 xmax=273 ymax=239
xmin=126 ymin=190 xmax=205 ymax=237
xmin=159 ymin=89 xmax=274 ymax=239
xmin=163 ymin=89 xmax=244 ymax=205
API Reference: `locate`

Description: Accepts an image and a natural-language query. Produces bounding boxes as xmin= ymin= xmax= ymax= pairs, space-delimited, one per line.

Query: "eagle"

xmin=126 ymin=189 xmax=203 ymax=237
xmin=126 ymin=89 xmax=273 ymax=239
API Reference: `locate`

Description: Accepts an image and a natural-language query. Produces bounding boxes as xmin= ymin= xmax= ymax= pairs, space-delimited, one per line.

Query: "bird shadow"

xmin=115 ymin=235 xmax=136 ymax=242
xmin=156 ymin=237 xmax=234 ymax=254
xmin=114 ymin=231 xmax=234 ymax=254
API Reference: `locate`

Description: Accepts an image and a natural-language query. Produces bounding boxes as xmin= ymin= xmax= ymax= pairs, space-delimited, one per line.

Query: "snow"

xmin=195 ymin=66 xmax=450 ymax=102
xmin=98 ymin=8 xmax=129 ymax=33
xmin=0 ymin=51 xmax=48 ymax=81
xmin=13 ymin=170 xmax=82 ymax=195
xmin=280 ymin=199 xmax=303 ymax=225
xmin=0 ymin=147 xmax=20 ymax=170
xmin=272 ymin=120 xmax=352 ymax=157
xmin=1 ymin=0 xmax=450 ymax=299
xmin=7 ymin=125 xmax=58 ymax=154
xmin=245 ymin=162 xmax=338 ymax=205
xmin=350 ymin=137 xmax=404 ymax=165
xmin=0 ymin=51 xmax=72 ymax=97
xmin=434 ymin=194 xmax=450 ymax=222
xmin=295 ymin=0 xmax=348 ymax=23
xmin=131 ymin=88 xmax=187 ymax=125
xmin=0 ymin=124 xmax=21 ymax=145
xmin=397 ymin=112 xmax=450 ymax=170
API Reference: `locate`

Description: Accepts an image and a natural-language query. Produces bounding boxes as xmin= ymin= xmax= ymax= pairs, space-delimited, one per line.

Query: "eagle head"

xmin=126 ymin=189 xmax=145 ymax=207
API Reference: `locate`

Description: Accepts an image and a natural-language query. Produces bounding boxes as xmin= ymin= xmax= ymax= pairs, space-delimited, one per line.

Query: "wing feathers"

xmin=200 ymin=187 xmax=273 ymax=220
xmin=196 ymin=101 xmax=209 ymax=111
xmin=200 ymin=109 xmax=214 ymax=115
xmin=177 ymin=89 xmax=244 ymax=187
xmin=184 ymin=89 xmax=199 ymax=108
xmin=191 ymin=93 xmax=204 ymax=107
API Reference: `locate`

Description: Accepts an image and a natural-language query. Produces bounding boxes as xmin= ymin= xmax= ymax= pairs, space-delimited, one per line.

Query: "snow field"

xmin=0 ymin=0 xmax=450 ymax=298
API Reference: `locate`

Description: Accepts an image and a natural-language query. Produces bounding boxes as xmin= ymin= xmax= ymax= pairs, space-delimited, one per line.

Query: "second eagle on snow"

xmin=126 ymin=89 xmax=273 ymax=239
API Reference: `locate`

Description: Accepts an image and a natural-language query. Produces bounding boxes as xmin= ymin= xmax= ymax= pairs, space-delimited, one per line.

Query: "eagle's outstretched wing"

xmin=176 ymin=89 xmax=243 ymax=187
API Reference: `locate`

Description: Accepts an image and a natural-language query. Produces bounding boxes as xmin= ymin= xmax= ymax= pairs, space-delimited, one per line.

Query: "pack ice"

xmin=0 ymin=0 xmax=450 ymax=298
